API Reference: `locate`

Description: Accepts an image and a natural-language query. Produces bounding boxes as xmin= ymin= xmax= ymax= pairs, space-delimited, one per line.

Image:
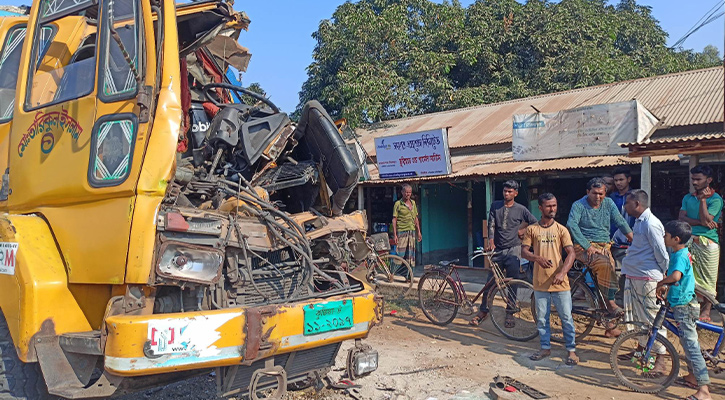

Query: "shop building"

xmin=350 ymin=67 xmax=723 ymax=273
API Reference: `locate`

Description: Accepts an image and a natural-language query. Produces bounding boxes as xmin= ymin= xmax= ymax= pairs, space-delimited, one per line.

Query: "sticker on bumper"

xmin=0 ymin=242 xmax=18 ymax=275
xmin=146 ymin=313 xmax=237 ymax=356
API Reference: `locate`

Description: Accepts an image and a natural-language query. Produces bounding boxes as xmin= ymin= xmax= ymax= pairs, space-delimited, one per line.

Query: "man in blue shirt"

xmin=657 ymin=221 xmax=711 ymax=400
xmin=610 ymin=167 xmax=635 ymax=304
xmin=679 ymin=164 xmax=723 ymax=321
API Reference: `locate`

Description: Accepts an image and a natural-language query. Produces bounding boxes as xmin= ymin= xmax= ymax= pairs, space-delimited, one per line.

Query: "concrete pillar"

xmin=689 ymin=155 xmax=699 ymax=193
xmin=641 ymin=156 xmax=652 ymax=196
xmin=357 ymin=186 xmax=364 ymax=211
xmin=485 ymin=177 xmax=493 ymax=215
xmin=467 ymin=181 xmax=473 ymax=267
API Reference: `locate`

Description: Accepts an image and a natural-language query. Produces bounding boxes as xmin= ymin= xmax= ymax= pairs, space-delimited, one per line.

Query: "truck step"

xmin=59 ymin=330 xmax=102 ymax=355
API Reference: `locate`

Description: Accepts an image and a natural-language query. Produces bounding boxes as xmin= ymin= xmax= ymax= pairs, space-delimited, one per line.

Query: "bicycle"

xmin=355 ymin=233 xmax=414 ymax=296
xmin=544 ymin=259 xmax=725 ymax=346
xmin=537 ymin=259 xmax=622 ymax=343
xmin=417 ymin=248 xmax=538 ymax=342
xmin=609 ymin=296 xmax=725 ymax=393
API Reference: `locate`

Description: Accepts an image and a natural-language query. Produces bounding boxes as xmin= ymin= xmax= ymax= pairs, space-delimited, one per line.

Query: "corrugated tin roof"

xmin=356 ymin=67 xmax=724 ymax=157
xmin=363 ymin=153 xmax=679 ymax=184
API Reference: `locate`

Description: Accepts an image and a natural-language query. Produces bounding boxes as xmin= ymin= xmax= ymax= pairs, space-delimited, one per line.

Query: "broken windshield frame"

xmin=39 ymin=0 xmax=98 ymax=24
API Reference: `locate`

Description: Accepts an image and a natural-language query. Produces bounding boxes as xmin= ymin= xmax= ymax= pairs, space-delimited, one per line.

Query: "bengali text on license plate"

xmin=303 ymin=300 xmax=354 ymax=335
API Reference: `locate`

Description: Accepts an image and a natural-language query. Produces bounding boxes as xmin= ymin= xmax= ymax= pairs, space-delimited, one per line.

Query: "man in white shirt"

xmin=619 ymin=189 xmax=669 ymax=372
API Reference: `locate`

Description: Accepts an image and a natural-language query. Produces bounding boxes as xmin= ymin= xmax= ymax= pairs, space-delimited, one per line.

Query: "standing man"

xmin=567 ymin=177 xmax=633 ymax=337
xmin=392 ymin=184 xmax=422 ymax=281
xmin=522 ymin=193 xmax=578 ymax=365
xmin=619 ymin=189 xmax=669 ymax=373
xmin=470 ymin=180 xmax=537 ymax=326
xmin=679 ymin=164 xmax=723 ymax=321
xmin=610 ymin=167 xmax=635 ymax=303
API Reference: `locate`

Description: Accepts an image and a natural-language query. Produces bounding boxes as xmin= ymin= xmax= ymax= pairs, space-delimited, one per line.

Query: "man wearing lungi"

xmin=679 ymin=164 xmax=723 ymax=321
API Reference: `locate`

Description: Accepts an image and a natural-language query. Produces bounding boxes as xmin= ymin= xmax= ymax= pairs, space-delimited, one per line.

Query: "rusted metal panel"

xmin=356 ymin=67 xmax=724 ymax=156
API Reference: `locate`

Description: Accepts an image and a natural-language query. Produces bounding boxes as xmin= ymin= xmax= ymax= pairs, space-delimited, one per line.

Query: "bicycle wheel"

xmin=362 ymin=257 xmax=390 ymax=288
xmin=418 ymin=271 xmax=460 ymax=326
xmin=379 ymin=254 xmax=414 ymax=296
xmin=610 ymin=328 xmax=679 ymax=393
xmin=488 ymin=279 xmax=538 ymax=341
xmin=694 ymin=285 xmax=724 ymax=355
xmin=543 ymin=277 xmax=597 ymax=343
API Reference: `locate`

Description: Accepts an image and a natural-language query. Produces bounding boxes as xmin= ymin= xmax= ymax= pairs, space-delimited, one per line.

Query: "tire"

xmin=487 ymin=279 xmax=538 ymax=342
xmin=694 ymin=285 xmax=725 ymax=355
xmin=610 ymin=328 xmax=679 ymax=394
xmin=378 ymin=254 xmax=414 ymax=296
xmin=417 ymin=271 xmax=460 ymax=326
xmin=540 ymin=278 xmax=596 ymax=343
xmin=0 ymin=312 xmax=54 ymax=400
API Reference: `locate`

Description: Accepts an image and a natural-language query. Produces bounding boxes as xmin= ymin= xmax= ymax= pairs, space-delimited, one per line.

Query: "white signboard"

xmin=512 ymin=100 xmax=658 ymax=161
xmin=0 ymin=242 xmax=18 ymax=275
xmin=374 ymin=128 xmax=452 ymax=179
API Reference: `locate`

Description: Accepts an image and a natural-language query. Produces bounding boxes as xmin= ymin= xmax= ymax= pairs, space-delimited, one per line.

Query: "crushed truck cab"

xmin=0 ymin=1 xmax=381 ymax=399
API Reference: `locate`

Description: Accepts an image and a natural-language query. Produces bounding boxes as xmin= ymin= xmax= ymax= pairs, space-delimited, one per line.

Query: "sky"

xmin=3 ymin=0 xmax=723 ymax=113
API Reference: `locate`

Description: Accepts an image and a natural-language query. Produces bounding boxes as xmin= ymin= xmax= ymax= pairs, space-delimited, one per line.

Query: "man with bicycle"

xmin=470 ymin=180 xmax=537 ymax=326
xmin=567 ymin=177 xmax=633 ymax=337
xmin=619 ymin=189 xmax=669 ymax=373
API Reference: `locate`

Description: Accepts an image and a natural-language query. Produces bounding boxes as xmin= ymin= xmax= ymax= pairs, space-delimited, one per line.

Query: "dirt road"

xmin=129 ymin=294 xmax=724 ymax=400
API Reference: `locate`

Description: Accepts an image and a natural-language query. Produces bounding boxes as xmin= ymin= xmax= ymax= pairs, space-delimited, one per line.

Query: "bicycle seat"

xmin=438 ymin=259 xmax=459 ymax=267
xmin=714 ymin=303 xmax=725 ymax=314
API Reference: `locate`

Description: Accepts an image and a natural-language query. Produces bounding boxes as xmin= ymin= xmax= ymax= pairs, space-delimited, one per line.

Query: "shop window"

xmin=88 ymin=114 xmax=137 ymax=187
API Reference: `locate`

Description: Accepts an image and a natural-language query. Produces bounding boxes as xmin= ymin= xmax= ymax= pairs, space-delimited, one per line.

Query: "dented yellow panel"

xmin=0 ymin=215 xmax=92 ymax=362
xmin=104 ymin=290 xmax=382 ymax=376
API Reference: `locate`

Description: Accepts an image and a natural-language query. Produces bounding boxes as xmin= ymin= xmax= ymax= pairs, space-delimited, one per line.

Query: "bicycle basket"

xmin=369 ymin=232 xmax=391 ymax=252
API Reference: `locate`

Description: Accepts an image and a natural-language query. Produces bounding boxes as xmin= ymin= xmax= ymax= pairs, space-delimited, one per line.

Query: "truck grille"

xmin=232 ymin=249 xmax=306 ymax=305
xmin=218 ymin=342 xmax=341 ymax=397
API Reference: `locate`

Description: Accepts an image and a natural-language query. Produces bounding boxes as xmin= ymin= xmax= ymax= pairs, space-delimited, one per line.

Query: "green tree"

xmin=298 ymin=0 xmax=721 ymax=127
xmin=240 ymin=82 xmax=268 ymax=106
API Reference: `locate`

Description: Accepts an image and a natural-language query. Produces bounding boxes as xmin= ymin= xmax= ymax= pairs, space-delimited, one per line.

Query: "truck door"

xmin=8 ymin=0 xmax=155 ymax=284
xmin=0 ymin=17 xmax=55 ymax=210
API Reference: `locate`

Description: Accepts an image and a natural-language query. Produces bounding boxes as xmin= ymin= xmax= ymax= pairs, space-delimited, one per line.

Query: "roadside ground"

xmin=122 ymin=268 xmax=725 ymax=399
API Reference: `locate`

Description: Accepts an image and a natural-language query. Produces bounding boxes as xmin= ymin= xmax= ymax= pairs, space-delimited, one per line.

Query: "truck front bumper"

xmin=103 ymin=290 xmax=383 ymax=376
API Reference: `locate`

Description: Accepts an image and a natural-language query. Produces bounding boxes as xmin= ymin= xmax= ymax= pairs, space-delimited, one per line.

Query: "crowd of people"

xmin=391 ymin=165 xmax=722 ymax=400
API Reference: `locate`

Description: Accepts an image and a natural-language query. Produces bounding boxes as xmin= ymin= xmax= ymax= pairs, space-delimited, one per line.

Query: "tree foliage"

xmin=297 ymin=0 xmax=722 ymax=127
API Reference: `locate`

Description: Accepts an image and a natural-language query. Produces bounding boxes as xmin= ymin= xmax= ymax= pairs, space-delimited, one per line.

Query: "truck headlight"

xmin=346 ymin=341 xmax=378 ymax=379
xmin=353 ymin=349 xmax=378 ymax=376
xmin=156 ymin=243 xmax=223 ymax=284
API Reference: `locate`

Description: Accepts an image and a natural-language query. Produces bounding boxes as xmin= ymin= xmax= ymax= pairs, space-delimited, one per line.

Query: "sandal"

xmin=566 ymin=354 xmax=579 ymax=366
xmin=529 ymin=350 xmax=550 ymax=361
xmin=674 ymin=377 xmax=699 ymax=390
xmin=469 ymin=311 xmax=487 ymax=326
xmin=607 ymin=307 xmax=625 ymax=318
xmin=698 ymin=316 xmax=712 ymax=323
xmin=505 ymin=315 xmax=516 ymax=328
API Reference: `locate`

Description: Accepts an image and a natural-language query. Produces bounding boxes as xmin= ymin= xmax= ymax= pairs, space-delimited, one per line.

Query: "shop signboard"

xmin=512 ymin=100 xmax=658 ymax=161
xmin=374 ymin=128 xmax=452 ymax=179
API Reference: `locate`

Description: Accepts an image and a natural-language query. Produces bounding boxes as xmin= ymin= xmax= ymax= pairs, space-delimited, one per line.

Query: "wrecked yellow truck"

xmin=0 ymin=0 xmax=382 ymax=398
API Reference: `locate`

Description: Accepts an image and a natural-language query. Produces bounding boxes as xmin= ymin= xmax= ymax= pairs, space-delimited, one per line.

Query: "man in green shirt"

xmin=679 ymin=164 xmax=722 ymax=321
xmin=566 ymin=178 xmax=633 ymax=337
xmin=392 ymin=184 xmax=422 ymax=280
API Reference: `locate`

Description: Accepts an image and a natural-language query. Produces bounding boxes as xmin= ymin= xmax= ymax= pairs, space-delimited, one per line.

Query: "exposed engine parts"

xmin=154 ymin=55 xmax=369 ymax=313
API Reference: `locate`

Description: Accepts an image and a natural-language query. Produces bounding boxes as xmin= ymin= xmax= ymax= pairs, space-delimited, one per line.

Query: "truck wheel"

xmin=0 ymin=313 xmax=54 ymax=400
